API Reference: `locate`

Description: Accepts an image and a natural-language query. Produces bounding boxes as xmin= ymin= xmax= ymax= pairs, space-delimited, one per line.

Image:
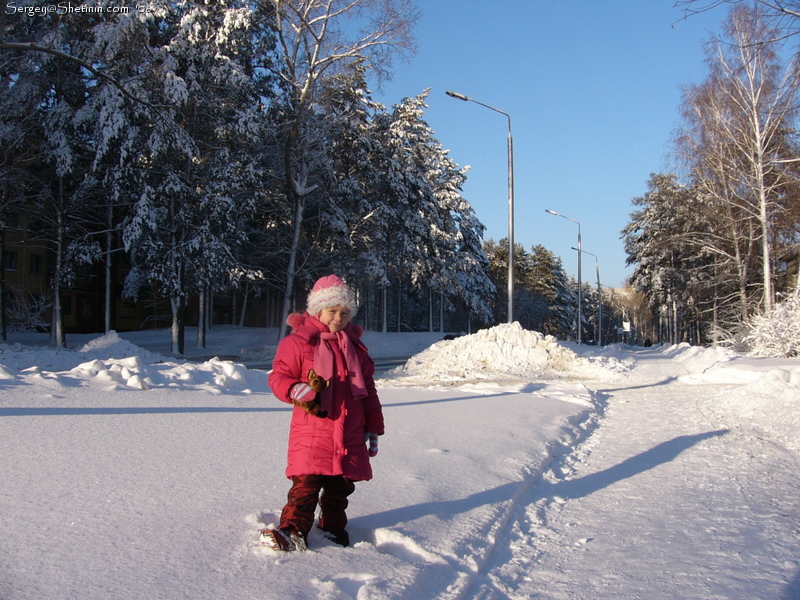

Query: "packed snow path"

xmin=479 ymin=348 xmax=800 ymax=600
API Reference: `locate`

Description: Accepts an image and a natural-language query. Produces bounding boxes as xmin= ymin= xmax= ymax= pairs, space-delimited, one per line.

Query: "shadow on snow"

xmin=0 ymin=406 xmax=288 ymax=417
xmin=357 ymin=429 xmax=730 ymax=530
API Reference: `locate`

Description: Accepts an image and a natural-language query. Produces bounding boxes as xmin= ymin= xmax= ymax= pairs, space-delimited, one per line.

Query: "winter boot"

xmin=259 ymin=528 xmax=307 ymax=552
xmin=320 ymin=527 xmax=350 ymax=547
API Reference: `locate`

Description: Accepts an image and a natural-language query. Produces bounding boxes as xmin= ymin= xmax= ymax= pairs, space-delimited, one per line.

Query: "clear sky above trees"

xmin=372 ymin=0 xmax=733 ymax=288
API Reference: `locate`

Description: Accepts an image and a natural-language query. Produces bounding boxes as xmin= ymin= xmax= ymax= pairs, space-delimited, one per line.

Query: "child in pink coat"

xmin=262 ymin=275 xmax=384 ymax=551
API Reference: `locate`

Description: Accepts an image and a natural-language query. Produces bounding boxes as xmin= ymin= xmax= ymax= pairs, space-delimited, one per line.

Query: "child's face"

xmin=318 ymin=305 xmax=350 ymax=332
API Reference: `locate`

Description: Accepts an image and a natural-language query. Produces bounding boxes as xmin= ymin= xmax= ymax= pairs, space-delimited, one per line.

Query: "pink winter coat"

xmin=268 ymin=312 xmax=384 ymax=481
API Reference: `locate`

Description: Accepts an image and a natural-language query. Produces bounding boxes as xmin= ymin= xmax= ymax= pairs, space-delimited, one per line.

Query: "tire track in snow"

xmin=441 ymin=385 xmax=610 ymax=600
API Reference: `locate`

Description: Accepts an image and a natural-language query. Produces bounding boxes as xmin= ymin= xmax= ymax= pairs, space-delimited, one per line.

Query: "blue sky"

xmin=371 ymin=1 xmax=731 ymax=288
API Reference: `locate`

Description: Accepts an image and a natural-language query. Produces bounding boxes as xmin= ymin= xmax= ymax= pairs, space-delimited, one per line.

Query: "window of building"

xmin=29 ymin=254 xmax=43 ymax=275
xmin=3 ymin=251 xmax=18 ymax=271
xmin=80 ymin=298 xmax=93 ymax=318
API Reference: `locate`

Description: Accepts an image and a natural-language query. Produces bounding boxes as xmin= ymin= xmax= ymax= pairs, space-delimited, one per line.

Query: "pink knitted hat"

xmin=306 ymin=275 xmax=358 ymax=317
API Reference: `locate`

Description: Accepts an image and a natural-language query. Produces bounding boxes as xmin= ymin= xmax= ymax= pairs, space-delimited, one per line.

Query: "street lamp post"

xmin=446 ymin=90 xmax=515 ymax=324
xmin=545 ymin=209 xmax=582 ymax=344
xmin=574 ymin=247 xmax=602 ymax=346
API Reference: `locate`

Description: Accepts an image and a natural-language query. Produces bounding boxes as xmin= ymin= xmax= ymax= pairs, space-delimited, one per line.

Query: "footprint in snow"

xmin=369 ymin=528 xmax=448 ymax=565
xmin=316 ymin=573 xmax=377 ymax=598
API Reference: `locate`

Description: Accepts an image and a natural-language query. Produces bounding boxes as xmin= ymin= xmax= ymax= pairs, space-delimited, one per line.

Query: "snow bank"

xmin=380 ymin=323 xmax=635 ymax=386
xmin=668 ymin=343 xmax=800 ymax=454
xmin=715 ymin=369 xmax=800 ymax=454
xmin=381 ymin=323 xmax=579 ymax=384
xmin=0 ymin=330 xmax=165 ymax=373
xmin=0 ymin=331 xmax=266 ymax=395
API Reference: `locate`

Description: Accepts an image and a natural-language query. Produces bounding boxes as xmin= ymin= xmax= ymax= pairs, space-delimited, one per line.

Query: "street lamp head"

xmin=446 ymin=90 xmax=469 ymax=102
xmin=545 ymin=209 xmax=560 ymax=216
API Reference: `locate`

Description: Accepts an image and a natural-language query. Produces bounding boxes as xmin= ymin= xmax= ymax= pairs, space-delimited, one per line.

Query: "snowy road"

xmin=485 ymin=348 xmax=800 ymax=600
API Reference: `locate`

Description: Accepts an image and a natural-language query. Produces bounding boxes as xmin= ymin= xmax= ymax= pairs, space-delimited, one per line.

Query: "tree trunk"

xmin=50 ymin=182 xmax=66 ymax=349
xmin=428 ymin=286 xmax=433 ymax=332
xmin=672 ymin=297 xmax=679 ymax=344
xmin=440 ymin=289 xmax=444 ymax=333
xmin=758 ymin=187 xmax=774 ymax=312
xmin=381 ymin=286 xmax=387 ymax=333
xmin=0 ymin=228 xmax=6 ymax=341
xmin=239 ymin=283 xmax=249 ymax=327
xmin=171 ymin=295 xmax=185 ymax=355
xmin=197 ymin=287 xmax=207 ymax=349
xmin=396 ymin=280 xmax=402 ymax=333
xmin=278 ymin=192 xmax=305 ymax=341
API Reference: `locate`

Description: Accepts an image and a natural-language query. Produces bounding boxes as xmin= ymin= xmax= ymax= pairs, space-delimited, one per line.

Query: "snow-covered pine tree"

xmin=624 ymin=173 xmax=719 ymax=344
xmin=365 ymin=92 xmax=446 ymax=331
xmin=307 ymin=63 xmax=389 ymax=324
xmin=71 ymin=6 xmax=162 ymax=334
xmin=418 ymin=91 xmax=494 ymax=330
xmin=121 ymin=2 xmax=268 ymax=354
xmin=527 ymin=245 xmax=573 ymax=338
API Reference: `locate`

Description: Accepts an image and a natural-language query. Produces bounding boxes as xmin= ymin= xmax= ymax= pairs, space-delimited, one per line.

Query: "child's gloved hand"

xmin=289 ymin=382 xmax=326 ymax=417
xmin=365 ymin=433 xmax=379 ymax=457
xmin=307 ymin=369 xmax=330 ymax=392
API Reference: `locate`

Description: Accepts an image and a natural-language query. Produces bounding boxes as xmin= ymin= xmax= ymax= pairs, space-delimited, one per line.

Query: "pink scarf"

xmin=313 ymin=328 xmax=368 ymax=413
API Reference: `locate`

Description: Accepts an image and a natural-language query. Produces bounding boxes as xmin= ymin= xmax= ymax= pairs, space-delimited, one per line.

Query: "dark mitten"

xmin=365 ymin=433 xmax=379 ymax=457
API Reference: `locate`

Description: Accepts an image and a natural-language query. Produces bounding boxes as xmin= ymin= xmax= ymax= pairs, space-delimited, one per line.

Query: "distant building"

xmin=2 ymin=207 xmax=266 ymax=335
xmin=778 ymin=245 xmax=800 ymax=293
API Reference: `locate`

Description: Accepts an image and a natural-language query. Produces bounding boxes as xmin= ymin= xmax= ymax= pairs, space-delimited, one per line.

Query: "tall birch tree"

xmin=678 ymin=4 xmax=800 ymax=313
xmin=268 ymin=0 xmax=417 ymax=337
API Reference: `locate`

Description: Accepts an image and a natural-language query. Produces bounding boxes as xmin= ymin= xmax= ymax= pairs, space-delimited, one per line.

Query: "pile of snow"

xmin=0 ymin=330 xmax=164 ymax=373
xmin=382 ymin=323 xmax=579 ymax=384
xmin=663 ymin=342 xmax=738 ymax=377
xmin=380 ymin=323 xmax=635 ymax=386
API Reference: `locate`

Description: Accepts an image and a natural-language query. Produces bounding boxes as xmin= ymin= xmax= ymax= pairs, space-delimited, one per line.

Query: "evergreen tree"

xmin=121 ymin=2 xmax=271 ymax=354
xmin=267 ymin=0 xmax=418 ymax=337
xmin=527 ymin=245 xmax=573 ymax=337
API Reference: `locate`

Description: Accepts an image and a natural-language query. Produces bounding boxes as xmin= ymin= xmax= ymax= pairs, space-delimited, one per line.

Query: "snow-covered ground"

xmin=1 ymin=323 xmax=798 ymax=600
